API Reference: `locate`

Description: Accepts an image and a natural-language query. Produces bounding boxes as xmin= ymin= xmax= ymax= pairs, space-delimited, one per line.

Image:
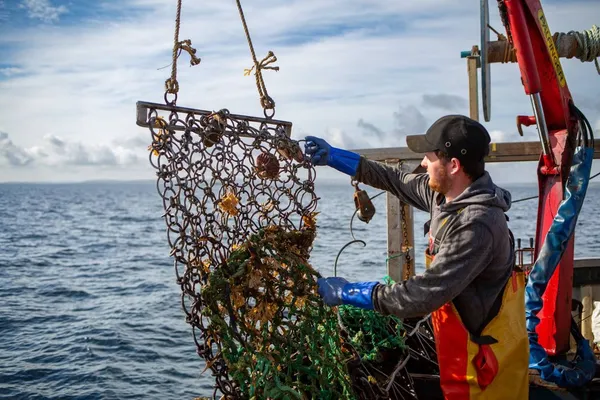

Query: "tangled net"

xmin=138 ymin=101 xmax=441 ymax=399
xmin=338 ymin=278 xmax=407 ymax=363
xmin=203 ymin=225 xmax=354 ymax=399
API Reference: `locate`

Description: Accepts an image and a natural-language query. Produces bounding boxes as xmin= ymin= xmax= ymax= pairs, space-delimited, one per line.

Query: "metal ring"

xmin=445 ymin=142 xmax=451 ymax=147
xmin=461 ymin=149 xmax=467 ymax=155
xmin=263 ymin=107 xmax=275 ymax=119
xmin=164 ymin=92 xmax=178 ymax=106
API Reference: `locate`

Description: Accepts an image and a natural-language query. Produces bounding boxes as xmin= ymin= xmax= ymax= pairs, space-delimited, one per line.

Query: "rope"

xmin=556 ymin=25 xmax=600 ymax=74
xmin=164 ymin=0 xmax=201 ymax=102
xmin=166 ymin=0 xmax=183 ymax=94
xmin=512 ymin=195 xmax=539 ymax=204
xmin=235 ymin=0 xmax=278 ymax=117
xmin=512 ymin=171 xmax=600 ymax=204
xmin=488 ymin=24 xmax=515 ymax=64
xmin=334 ymin=240 xmax=366 ymax=277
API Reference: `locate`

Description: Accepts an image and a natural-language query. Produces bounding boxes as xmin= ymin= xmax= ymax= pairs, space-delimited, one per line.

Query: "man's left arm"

xmin=371 ymin=221 xmax=494 ymax=318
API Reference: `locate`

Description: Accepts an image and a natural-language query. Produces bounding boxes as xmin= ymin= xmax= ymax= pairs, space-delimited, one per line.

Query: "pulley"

xmin=353 ymin=182 xmax=376 ymax=224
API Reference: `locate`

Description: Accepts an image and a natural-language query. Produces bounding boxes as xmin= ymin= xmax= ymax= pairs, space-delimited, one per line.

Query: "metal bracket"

xmin=136 ymin=101 xmax=293 ymax=138
xmin=516 ymin=115 xmax=536 ymax=136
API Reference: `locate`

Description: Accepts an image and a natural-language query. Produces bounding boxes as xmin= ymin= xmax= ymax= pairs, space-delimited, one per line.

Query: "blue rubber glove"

xmin=317 ymin=277 xmax=348 ymax=306
xmin=304 ymin=136 xmax=360 ymax=176
xmin=317 ymin=277 xmax=379 ymax=310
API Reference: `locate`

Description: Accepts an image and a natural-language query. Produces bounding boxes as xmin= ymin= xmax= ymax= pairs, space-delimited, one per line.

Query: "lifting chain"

xmin=400 ymin=201 xmax=412 ymax=280
xmin=235 ymin=0 xmax=279 ymax=119
xmin=164 ymin=0 xmax=201 ymax=105
xmin=384 ymin=161 xmax=411 ymax=281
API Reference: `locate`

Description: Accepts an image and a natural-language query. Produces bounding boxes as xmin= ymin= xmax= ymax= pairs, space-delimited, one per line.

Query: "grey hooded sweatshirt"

xmin=355 ymin=157 xmax=514 ymax=335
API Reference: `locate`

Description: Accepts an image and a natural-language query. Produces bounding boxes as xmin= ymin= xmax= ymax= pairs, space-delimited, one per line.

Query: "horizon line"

xmin=0 ymin=178 xmax=575 ymax=186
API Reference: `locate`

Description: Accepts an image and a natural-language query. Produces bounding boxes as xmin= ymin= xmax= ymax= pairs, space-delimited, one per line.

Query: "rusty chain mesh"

xmin=139 ymin=101 xmax=440 ymax=399
xmin=141 ymin=102 xmax=356 ymax=399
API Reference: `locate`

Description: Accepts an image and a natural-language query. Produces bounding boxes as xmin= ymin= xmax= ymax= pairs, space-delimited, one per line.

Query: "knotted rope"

xmin=556 ymin=25 xmax=600 ymax=74
xmin=164 ymin=0 xmax=201 ymax=103
xmin=236 ymin=0 xmax=279 ymax=117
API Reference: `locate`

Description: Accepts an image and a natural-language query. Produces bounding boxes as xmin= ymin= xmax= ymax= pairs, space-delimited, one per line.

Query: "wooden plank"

xmin=399 ymin=161 xmax=420 ymax=279
xmin=386 ymin=160 xmax=403 ymax=283
xmin=573 ymin=259 xmax=600 ymax=287
xmin=467 ymin=55 xmax=480 ymax=121
xmin=574 ymin=258 xmax=600 ymax=269
xmin=353 ymin=140 xmax=600 ymax=163
xmin=581 ymin=285 xmax=594 ymax=345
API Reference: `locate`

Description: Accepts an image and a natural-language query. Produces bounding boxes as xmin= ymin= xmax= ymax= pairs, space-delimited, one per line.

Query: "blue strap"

xmin=525 ymin=146 xmax=596 ymax=387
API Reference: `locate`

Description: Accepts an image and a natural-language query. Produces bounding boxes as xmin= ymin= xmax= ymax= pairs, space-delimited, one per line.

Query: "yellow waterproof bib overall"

xmin=425 ymin=214 xmax=529 ymax=400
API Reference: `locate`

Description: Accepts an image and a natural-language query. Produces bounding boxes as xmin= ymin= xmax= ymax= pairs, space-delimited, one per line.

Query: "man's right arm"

xmin=303 ymin=136 xmax=433 ymax=212
xmin=354 ymin=157 xmax=433 ymax=213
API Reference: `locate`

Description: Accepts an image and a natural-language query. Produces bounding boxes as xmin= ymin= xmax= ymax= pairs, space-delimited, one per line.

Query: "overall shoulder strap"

xmin=469 ymin=213 xmax=517 ymax=343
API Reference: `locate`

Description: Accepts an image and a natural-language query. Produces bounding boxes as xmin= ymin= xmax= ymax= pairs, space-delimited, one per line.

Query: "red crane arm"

xmin=503 ymin=0 xmax=579 ymax=355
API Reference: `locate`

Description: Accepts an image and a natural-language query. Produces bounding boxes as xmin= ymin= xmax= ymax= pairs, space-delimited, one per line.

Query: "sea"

xmin=1 ymin=179 xmax=600 ymax=399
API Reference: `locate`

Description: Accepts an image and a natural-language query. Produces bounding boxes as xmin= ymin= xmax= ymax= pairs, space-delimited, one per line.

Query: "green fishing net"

xmin=338 ymin=277 xmax=406 ymax=363
xmin=202 ymin=225 xmax=353 ymax=399
xmin=202 ymin=225 xmax=408 ymax=399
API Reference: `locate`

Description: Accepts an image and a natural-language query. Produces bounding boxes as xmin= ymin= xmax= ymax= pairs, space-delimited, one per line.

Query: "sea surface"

xmin=1 ymin=179 xmax=600 ymax=399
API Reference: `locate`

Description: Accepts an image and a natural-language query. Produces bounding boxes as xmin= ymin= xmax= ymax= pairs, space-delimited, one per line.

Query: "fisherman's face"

xmin=421 ymin=152 xmax=452 ymax=194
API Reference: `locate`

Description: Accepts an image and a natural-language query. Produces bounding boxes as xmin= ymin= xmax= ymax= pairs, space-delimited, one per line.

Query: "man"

xmin=304 ymin=115 xmax=529 ymax=400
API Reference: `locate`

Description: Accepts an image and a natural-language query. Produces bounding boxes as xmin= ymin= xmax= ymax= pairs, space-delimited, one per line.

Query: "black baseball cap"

xmin=406 ymin=115 xmax=491 ymax=162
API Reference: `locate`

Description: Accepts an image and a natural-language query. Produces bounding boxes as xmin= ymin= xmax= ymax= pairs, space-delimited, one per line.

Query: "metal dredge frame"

xmin=137 ymin=100 xmax=324 ymax=398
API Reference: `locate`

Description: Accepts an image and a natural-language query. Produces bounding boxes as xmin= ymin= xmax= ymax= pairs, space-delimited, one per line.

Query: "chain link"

xmin=394 ymin=161 xmax=412 ymax=281
xmin=400 ymin=202 xmax=412 ymax=280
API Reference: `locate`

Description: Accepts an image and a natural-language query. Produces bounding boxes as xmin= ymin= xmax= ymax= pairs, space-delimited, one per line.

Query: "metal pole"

xmin=530 ymin=93 xmax=552 ymax=157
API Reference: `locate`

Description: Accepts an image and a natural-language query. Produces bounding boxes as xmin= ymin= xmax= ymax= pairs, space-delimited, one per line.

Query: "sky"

xmin=0 ymin=0 xmax=599 ymax=183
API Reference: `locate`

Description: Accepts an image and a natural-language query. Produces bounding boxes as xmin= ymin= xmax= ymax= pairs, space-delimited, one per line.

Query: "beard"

xmin=428 ymin=164 xmax=452 ymax=194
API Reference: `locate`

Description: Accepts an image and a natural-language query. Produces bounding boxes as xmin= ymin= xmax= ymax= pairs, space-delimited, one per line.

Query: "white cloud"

xmin=325 ymin=127 xmax=353 ymax=150
xmin=0 ymin=0 xmax=599 ymax=182
xmin=488 ymin=129 xmax=510 ymax=143
xmin=357 ymin=118 xmax=385 ymax=140
xmin=0 ymin=131 xmax=144 ymax=168
xmin=0 ymin=131 xmax=34 ymax=166
xmin=319 ymin=103 xmax=430 ymax=150
xmin=392 ymin=105 xmax=429 ymax=141
xmin=20 ymin=0 xmax=67 ymax=23
xmin=0 ymin=67 xmax=24 ymax=76
xmin=422 ymin=94 xmax=468 ymax=112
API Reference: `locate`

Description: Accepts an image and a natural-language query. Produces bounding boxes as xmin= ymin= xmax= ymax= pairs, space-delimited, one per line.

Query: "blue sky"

xmin=0 ymin=0 xmax=599 ymax=183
